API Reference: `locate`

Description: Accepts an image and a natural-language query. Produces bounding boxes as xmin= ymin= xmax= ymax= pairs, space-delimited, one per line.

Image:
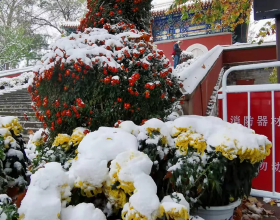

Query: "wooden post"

xmin=277 ymin=15 xmax=280 ymax=83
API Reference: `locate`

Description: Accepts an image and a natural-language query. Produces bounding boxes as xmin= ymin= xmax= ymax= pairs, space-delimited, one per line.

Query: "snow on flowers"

xmin=0 ymin=116 xmax=23 ymax=136
xmin=0 ymin=117 xmax=28 ymax=194
xmin=19 ymin=116 xmax=271 ymax=219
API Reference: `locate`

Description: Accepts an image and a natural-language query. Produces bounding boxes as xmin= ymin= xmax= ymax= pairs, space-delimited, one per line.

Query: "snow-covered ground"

xmin=0 ymin=72 xmax=34 ymax=95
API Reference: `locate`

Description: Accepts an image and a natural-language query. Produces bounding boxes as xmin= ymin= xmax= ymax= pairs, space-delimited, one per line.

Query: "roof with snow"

xmin=151 ymin=0 xmax=212 ymax=16
xmin=61 ymin=0 xmax=213 ymax=28
xmin=61 ymin=21 xmax=80 ymax=28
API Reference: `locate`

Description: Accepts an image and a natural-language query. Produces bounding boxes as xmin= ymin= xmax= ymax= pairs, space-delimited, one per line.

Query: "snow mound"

xmin=61 ymin=203 xmax=106 ymax=220
xmin=18 ymin=163 xmax=72 ymax=220
xmin=68 ymin=128 xmax=138 ymax=196
xmin=0 ymin=72 xmax=34 ymax=95
xmin=19 ymin=116 xmax=270 ymax=219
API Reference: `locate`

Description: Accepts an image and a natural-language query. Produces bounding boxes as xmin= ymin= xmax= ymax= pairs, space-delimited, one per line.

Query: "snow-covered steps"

xmin=0 ymin=88 xmax=42 ymax=142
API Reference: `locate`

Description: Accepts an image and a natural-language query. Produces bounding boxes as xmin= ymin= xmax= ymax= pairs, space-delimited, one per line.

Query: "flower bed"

xmin=18 ymin=116 xmax=271 ymax=220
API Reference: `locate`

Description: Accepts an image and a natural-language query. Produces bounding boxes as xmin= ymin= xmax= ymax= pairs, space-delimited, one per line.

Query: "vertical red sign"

xmin=218 ymin=91 xmax=280 ymax=192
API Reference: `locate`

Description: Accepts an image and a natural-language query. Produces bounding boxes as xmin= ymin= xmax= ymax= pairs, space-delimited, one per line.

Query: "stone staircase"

xmin=0 ymin=88 xmax=42 ymax=141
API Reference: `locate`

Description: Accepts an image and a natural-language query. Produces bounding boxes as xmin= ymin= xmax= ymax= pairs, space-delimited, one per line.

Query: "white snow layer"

xmin=19 ymin=116 xmax=270 ymax=220
xmin=0 ymin=72 xmax=34 ymax=95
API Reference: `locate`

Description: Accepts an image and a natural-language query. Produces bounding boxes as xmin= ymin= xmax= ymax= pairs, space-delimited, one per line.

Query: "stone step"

xmin=0 ymin=107 xmax=33 ymax=112
xmin=0 ymin=108 xmax=33 ymax=112
xmin=19 ymin=121 xmax=43 ymax=128
xmin=22 ymin=134 xmax=30 ymax=143
xmin=22 ymin=127 xmax=40 ymax=135
xmin=0 ymin=104 xmax=32 ymax=108
xmin=17 ymin=116 xmax=38 ymax=122
xmin=0 ymin=99 xmax=32 ymax=103
xmin=0 ymin=96 xmax=31 ymax=99
xmin=0 ymin=94 xmax=30 ymax=97
xmin=1 ymin=90 xmax=29 ymax=93
xmin=0 ymin=105 xmax=32 ymax=109
xmin=0 ymin=111 xmax=35 ymax=116
xmin=0 ymin=102 xmax=32 ymax=105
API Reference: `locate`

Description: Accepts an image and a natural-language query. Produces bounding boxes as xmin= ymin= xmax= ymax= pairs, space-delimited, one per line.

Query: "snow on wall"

xmin=0 ymin=72 xmax=34 ymax=95
xmin=173 ymin=45 xmax=223 ymax=95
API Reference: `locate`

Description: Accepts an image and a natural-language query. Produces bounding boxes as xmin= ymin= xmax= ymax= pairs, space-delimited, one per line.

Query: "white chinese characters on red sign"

xmin=259 ymin=162 xmax=280 ymax=172
xmin=230 ymin=116 xmax=280 ymax=127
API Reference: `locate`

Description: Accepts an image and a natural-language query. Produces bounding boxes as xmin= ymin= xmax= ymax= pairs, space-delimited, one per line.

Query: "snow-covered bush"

xmin=28 ymin=27 xmax=181 ymax=138
xmin=0 ymin=194 xmax=19 ymax=220
xmin=0 ymin=117 xmax=28 ymax=195
xmin=79 ymin=0 xmax=152 ymax=33
xmin=180 ymin=51 xmax=194 ymax=64
xmin=19 ymin=116 xmax=271 ymax=219
xmin=0 ymin=72 xmax=34 ymax=91
xmin=25 ymin=127 xmax=90 ymax=173
xmin=173 ymin=51 xmax=196 ymax=77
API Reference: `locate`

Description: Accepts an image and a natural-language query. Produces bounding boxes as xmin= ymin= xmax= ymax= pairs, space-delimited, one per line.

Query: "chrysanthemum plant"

xmin=28 ymin=127 xmax=90 ymax=173
xmin=0 ymin=195 xmax=19 ymax=220
xmin=19 ymin=117 xmax=271 ymax=220
xmin=137 ymin=117 xmax=271 ymax=210
xmin=0 ymin=117 xmax=28 ymax=196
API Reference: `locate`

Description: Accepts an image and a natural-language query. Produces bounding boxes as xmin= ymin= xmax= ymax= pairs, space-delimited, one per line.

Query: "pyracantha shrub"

xmin=0 ymin=117 xmax=28 ymax=194
xmin=29 ymin=27 xmax=181 ymax=137
xmin=79 ymin=0 xmax=152 ymax=32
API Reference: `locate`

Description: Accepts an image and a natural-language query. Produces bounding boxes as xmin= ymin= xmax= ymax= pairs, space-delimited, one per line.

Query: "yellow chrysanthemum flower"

xmin=215 ymin=140 xmax=272 ymax=164
xmin=70 ymin=133 xmax=84 ymax=146
xmin=18 ymin=214 xmax=25 ymax=220
xmin=122 ymin=204 xmax=150 ymax=220
xmin=74 ymin=180 xmax=103 ymax=197
xmin=33 ymin=139 xmax=44 ymax=147
xmin=0 ymin=129 xmax=11 ymax=138
xmin=3 ymin=136 xmax=16 ymax=149
xmin=70 ymin=127 xmax=89 ymax=146
xmin=111 ymin=163 xmax=135 ymax=195
xmin=161 ymin=136 xmax=168 ymax=146
xmin=175 ymin=131 xmax=207 ymax=155
xmin=60 ymin=183 xmax=71 ymax=203
xmin=171 ymin=127 xmax=190 ymax=137
xmin=146 ymin=127 xmax=160 ymax=136
xmin=159 ymin=205 xmax=189 ymax=220
xmin=1 ymin=117 xmax=23 ymax=136
xmin=104 ymin=185 xmax=127 ymax=209
xmin=52 ymin=134 xmax=71 ymax=151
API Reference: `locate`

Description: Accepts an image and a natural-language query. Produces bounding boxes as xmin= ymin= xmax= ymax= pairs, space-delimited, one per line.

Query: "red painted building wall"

xmin=223 ymin=46 xmax=277 ymax=64
xmin=2 ymin=73 xmax=21 ymax=78
xmin=185 ymin=44 xmax=277 ymax=116
xmin=192 ymin=53 xmax=223 ymax=115
xmin=155 ymin=33 xmax=232 ymax=65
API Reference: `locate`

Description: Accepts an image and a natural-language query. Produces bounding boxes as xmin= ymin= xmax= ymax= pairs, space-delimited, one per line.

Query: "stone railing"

xmin=0 ymin=67 xmax=33 ymax=78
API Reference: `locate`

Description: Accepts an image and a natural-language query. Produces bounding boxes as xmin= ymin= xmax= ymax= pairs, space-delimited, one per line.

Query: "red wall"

xmin=189 ymin=44 xmax=277 ymax=116
xmin=223 ymin=46 xmax=277 ymax=64
xmin=1 ymin=73 xmax=21 ymax=78
xmin=156 ymin=33 xmax=232 ymax=66
xmin=192 ymin=53 xmax=223 ymax=115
